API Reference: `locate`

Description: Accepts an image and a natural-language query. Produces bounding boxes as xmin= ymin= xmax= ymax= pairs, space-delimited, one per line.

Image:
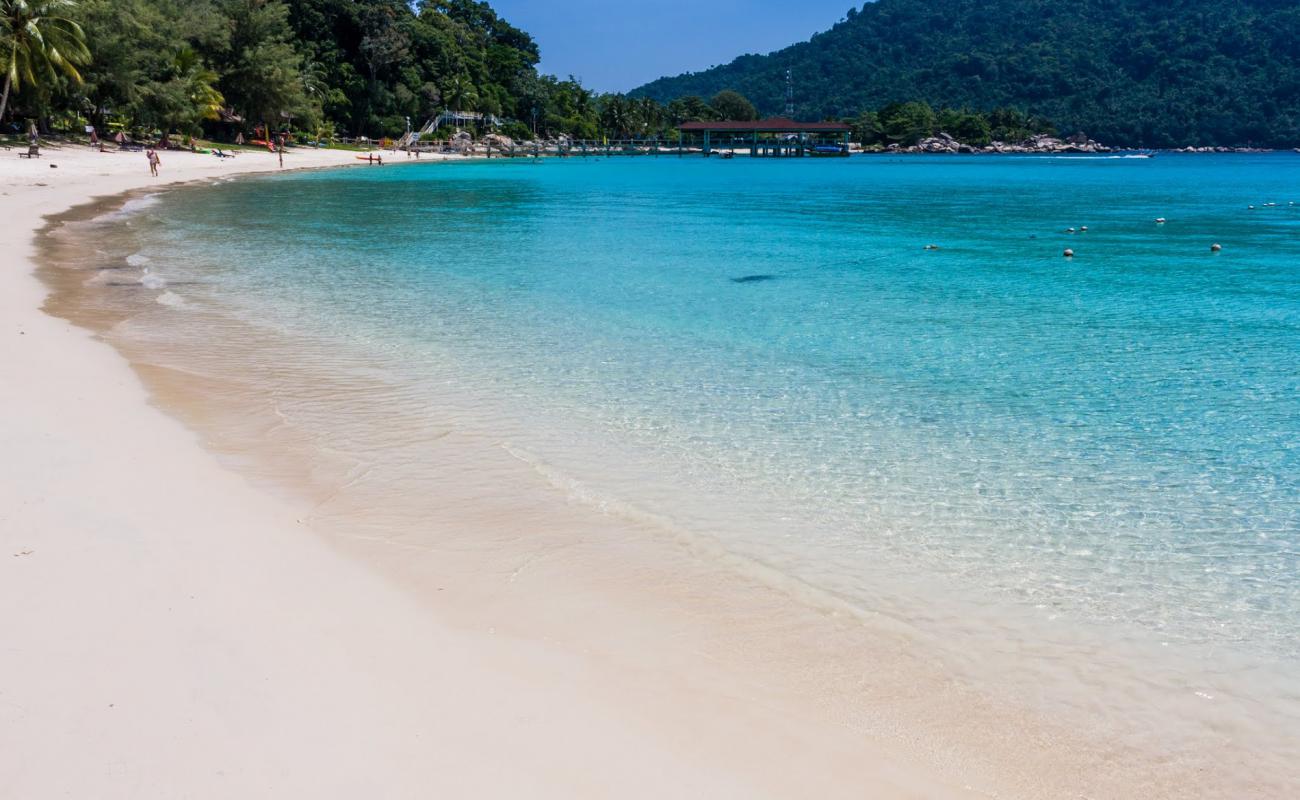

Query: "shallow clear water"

xmin=112 ymin=154 xmax=1299 ymax=684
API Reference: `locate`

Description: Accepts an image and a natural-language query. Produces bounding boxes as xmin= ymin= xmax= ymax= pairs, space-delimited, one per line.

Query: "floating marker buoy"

xmin=1066 ymin=227 xmax=1075 ymax=233
xmin=1249 ymin=205 xmax=1255 ymax=210
xmin=924 ymin=244 xmax=939 ymax=250
xmin=1080 ymin=226 xmax=1088 ymax=232
xmin=1155 ymin=217 xmax=1167 ymax=224
xmin=1211 ymin=243 xmax=1222 ymax=252
xmin=1064 ymin=248 xmax=1074 ymax=257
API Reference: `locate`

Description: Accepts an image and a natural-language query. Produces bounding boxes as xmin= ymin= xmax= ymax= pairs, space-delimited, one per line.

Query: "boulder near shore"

xmin=887 ymin=132 xmax=1111 ymax=154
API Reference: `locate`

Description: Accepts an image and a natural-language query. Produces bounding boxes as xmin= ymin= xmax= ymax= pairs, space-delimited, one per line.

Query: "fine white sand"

xmin=0 ymin=144 xmax=975 ymax=798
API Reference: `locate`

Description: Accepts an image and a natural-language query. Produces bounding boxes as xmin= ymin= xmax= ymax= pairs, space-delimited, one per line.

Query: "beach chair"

xmin=19 ymin=143 xmax=40 ymax=159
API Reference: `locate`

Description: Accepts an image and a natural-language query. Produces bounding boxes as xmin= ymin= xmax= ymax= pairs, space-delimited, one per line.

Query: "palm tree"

xmin=598 ymin=94 xmax=631 ymax=139
xmin=1 ymin=0 xmax=90 ymax=122
xmin=175 ymin=46 xmax=222 ymax=126
xmin=635 ymin=96 xmax=663 ymax=136
xmin=444 ymin=73 xmax=476 ymax=113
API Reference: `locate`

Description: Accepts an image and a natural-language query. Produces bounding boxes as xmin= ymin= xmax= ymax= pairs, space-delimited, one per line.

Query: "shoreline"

xmin=3 ymin=146 xmax=1290 ymax=797
xmin=1 ymin=145 xmax=979 ymax=798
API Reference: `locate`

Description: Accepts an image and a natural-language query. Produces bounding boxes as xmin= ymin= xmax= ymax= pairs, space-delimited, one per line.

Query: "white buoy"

xmin=1211 ymin=243 xmax=1222 ymax=252
xmin=1080 ymin=226 xmax=1088 ymax=232
xmin=1066 ymin=227 xmax=1075 ymax=233
xmin=1064 ymin=248 xmax=1074 ymax=258
xmin=924 ymin=244 xmax=939 ymax=250
xmin=1155 ymin=217 xmax=1167 ymax=224
xmin=1249 ymin=205 xmax=1255 ymax=210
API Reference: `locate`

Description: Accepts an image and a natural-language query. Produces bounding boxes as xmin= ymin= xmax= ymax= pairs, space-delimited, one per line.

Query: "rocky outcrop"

xmin=1175 ymin=145 xmax=1274 ymax=153
xmin=886 ymin=131 xmax=1111 ymax=154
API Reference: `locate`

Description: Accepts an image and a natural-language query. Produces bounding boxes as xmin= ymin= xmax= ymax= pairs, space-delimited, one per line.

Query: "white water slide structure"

xmin=397 ymin=111 xmax=503 ymax=148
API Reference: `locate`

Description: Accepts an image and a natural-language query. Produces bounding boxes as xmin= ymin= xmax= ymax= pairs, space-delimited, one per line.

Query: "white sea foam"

xmin=126 ymin=253 xmax=151 ymax=268
xmin=140 ymin=271 xmax=166 ymax=290
xmin=155 ymin=290 xmax=186 ymax=308
xmin=93 ymin=194 xmax=161 ymax=223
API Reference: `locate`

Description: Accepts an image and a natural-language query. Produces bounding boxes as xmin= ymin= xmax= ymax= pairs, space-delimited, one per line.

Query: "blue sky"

xmin=487 ymin=1 xmax=859 ymax=93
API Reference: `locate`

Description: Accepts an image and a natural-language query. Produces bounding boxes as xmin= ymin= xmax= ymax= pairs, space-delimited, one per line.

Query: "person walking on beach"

xmin=146 ymin=148 xmax=160 ymax=177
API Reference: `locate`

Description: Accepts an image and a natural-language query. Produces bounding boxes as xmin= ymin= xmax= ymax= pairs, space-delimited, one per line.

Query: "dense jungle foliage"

xmin=633 ymin=0 xmax=1300 ymax=147
xmin=1 ymin=0 xmax=782 ymax=142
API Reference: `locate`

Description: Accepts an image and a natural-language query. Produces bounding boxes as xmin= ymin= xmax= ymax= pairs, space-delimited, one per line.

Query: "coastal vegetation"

xmin=633 ymin=0 xmax=1300 ymax=148
xmin=6 ymin=0 xmax=1292 ymax=149
xmin=1 ymin=0 xmax=90 ymax=122
xmin=2 ymin=0 xmax=589 ymax=140
xmin=1 ymin=0 xmax=1065 ymax=148
xmin=852 ymin=103 xmax=1056 ymax=148
xmin=3 ymin=0 xmax=748 ymax=143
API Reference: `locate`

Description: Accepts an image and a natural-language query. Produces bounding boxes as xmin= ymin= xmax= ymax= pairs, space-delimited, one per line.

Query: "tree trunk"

xmin=0 ymin=73 xmax=12 ymax=125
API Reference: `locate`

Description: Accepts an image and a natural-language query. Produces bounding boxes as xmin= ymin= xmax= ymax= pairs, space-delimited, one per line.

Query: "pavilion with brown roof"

xmin=677 ymin=117 xmax=852 ymax=157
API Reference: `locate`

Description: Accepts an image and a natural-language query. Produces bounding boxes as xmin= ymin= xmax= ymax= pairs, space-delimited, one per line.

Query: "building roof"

xmin=678 ymin=117 xmax=851 ymax=133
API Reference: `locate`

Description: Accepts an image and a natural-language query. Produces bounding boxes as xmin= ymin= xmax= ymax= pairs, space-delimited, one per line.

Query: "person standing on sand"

xmin=277 ymin=135 xmax=284 ymax=168
xmin=146 ymin=148 xmax=160 ymax=177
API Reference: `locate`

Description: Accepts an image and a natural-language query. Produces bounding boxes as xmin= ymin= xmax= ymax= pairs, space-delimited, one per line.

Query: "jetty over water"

xmin=679 ymin=118 xmax=852 ymax=157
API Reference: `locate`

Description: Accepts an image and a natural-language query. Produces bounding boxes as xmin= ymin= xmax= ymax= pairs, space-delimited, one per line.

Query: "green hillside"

xmin=631 ymin=0 xmax=1300 ymax=147
xmin=2 ymin=0 xmax=599 ymax=141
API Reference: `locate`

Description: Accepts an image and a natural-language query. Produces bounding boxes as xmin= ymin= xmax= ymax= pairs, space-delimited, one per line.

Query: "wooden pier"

xmin=679 ymin=118 xmax=852 ymax=158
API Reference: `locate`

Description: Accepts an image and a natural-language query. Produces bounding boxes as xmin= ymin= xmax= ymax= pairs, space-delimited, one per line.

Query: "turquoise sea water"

xmin=112 ymin=154 xmax=1297 ymax=717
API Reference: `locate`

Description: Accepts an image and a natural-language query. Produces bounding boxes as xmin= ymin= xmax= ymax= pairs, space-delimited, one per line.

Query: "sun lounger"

xmin=19 ymin=144 xmax=39 ymax=159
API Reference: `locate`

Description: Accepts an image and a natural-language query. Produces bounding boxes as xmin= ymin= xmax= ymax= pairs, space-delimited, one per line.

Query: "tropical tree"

xmin=667 ymin=94 xmax=714 ymax=125
xmin=443 ymin=71 xmax=475 ymax=111
xmin=1 ymin=0 xmax=91 ymax=122
xmin=213 ymin=0 xmax=312 ymax=135
xmin=709 ymin=89 xmax=756 ymax=121
xmin=937 ymin=107 xmax=991 ymax=146
xmin=850 ymin=109 xmax=883 ymax=146
xmin=634 ymin=95 xmax=662 ymax=135
xmin=152 ymin=46 xmax=222 ymax=133
xmin=597 ymin=93 xmax=632 ymax=137
xmin=879 ymin=100 xmax=936 ymax=145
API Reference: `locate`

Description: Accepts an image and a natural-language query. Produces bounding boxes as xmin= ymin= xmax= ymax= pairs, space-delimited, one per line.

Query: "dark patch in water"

xmin=731 ymin=274 xmax=778 ymax=284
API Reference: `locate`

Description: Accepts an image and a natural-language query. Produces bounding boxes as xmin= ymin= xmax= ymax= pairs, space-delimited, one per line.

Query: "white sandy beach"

xmin=8 ymin=143 xmax=1288 ymax=800
xmin=0 ymin=144 xmax=983 ymax=798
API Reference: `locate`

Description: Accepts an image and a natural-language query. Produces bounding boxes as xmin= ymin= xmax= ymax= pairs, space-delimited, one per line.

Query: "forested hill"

xmin=9 ymin=0 xmax=598 ymax=141
xmin=631 ymin=0 xmax=1300 ymax=147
